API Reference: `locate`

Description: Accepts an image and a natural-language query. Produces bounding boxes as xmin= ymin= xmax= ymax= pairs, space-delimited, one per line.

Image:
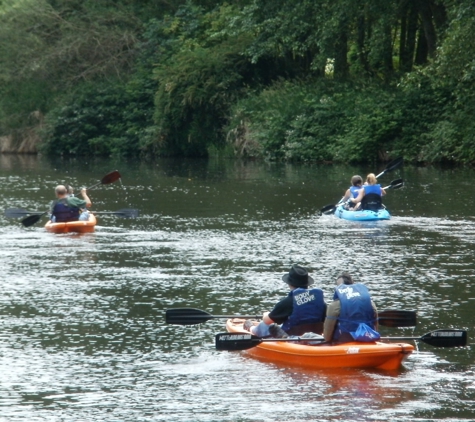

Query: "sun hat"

xmin=282 ymin=264 xmax=314 ymax=287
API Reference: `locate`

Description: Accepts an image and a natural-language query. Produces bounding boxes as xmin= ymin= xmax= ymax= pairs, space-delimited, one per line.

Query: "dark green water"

xmin=0 ymin=154 xmax=473 ymax=421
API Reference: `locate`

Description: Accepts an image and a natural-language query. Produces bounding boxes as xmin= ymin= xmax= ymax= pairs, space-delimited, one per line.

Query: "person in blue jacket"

xmin=349 ymin=173 xmax=386 ymax=210
xmin=323 ymin=272 xmax=378 ymax=343
xmin=342 ymin=175 xmax=363 ymax=210
xmin=243 ymin=265 xmax=326 ymax=338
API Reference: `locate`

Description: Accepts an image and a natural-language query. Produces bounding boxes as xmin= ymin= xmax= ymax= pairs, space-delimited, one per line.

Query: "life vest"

xmin=333 ymin=283 xmax=375 ymax=341
xmin=52 ymin=198 xmax=81 ymax=222
xmin=350 ymin=186 xmax=361 ymax=198
xmin=282 ymin=288 xmax=326 ymax=332
xmin=363 ymin=184 xmax=382 ymax=196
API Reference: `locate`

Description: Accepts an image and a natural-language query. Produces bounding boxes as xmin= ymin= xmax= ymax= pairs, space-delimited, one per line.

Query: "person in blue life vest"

xmin=349 ymin=173 xmax=386 ymax=211
xmin=243 ymin=264 xmax=326 ymax=338
xmin=323 ymin=272 xmax=378 ymax=343
xmin=50 ymin=185 xmax=92 ymax=223
xmin=341 ymin=175 xmax=363 ymax=210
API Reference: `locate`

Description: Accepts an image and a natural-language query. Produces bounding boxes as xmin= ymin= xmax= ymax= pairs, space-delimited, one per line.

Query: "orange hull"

xmin=45 ymin=214 xmax=97 ymax=234
xmin=226 ymin=319 xmax=414 ymax=371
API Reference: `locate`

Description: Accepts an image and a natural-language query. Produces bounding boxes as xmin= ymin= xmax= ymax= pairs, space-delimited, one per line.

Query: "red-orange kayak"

xmin=226 ymin=318 xmax=414 ymax=370
xmin=45 ymin=213 xmax=97 ymax=234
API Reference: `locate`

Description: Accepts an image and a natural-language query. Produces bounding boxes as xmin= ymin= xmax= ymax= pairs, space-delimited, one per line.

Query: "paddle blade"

xmin=115 ymin=208 xmax=139 ymax=218
xmin=378 ymin=310 xmax=417 ymax=327
xmin=4 ymin=208 xmax=35 ymax=218
xmin=420 ymin=329 xmax=467 ymax=348
xmin=166 ymin=308 xmax=213 ymax=325
xmin=86 ymin=170 xmax=122 ymax=190
xmin=390 ymin=178 xmax=403 ymax=186
xmin=320 ymin=204 xmax=336 ymax=215
xmin=215 ymin=332 xmax=263 ymax=351
xmin=101 ymin=170 xmax=121 ymax=185
xmin=21 ymin=212 xmax=47 ymax=227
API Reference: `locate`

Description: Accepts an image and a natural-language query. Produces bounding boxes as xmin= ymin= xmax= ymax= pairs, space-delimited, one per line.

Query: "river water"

xmin=0 ymin=154 xmax=474 ymax=421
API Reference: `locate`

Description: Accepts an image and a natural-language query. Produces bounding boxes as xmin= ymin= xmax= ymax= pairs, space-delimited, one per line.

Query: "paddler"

xmin=50 ymin=185 xmax=92 ymax=223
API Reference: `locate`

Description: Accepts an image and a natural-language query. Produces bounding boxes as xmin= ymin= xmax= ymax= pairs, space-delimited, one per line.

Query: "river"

xmin=0 ymin=154 xmax=473 ymax=421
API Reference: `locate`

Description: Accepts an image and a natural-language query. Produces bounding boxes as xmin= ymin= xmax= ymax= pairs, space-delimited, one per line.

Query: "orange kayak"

xmin=45 ymin=214 xmax=97 ymax=234
xmin=226 ymin=318 xmax=414 ymax=370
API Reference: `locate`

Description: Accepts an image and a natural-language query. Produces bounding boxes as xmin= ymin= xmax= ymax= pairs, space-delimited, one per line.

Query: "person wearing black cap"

xmin=243 ymin=264 xmax=326 ymax=338
xmin=323 ymin=272 xmax=378 ymax=343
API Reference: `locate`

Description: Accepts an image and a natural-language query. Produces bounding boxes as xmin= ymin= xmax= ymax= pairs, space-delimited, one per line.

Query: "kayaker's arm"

xmin=323 ymin=300 xmax=340 ymax=342
xmin=80 ymin=188 xmax=92 ymax=208
xmin=262 ymin=311 xmax=274 ymax=325
xmin=372 ymin=300 xmax=379 ymax=331
xmin=350 ymin=188 xmax=364 ymax=205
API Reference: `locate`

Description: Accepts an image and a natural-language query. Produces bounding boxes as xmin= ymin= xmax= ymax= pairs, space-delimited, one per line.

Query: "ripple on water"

xmin=1 ymin=194 xmax=474 ymax=420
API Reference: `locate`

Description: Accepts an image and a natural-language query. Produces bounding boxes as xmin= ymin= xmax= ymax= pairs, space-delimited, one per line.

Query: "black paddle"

xmin=166 ymin=308 xmax=261 ymax=325
xmin=165 ymin=308 xmax=416 ymax=328
xmin=319 ymin=178 xmax=404 ymax=215
xmin=215 ymin=329 xmax=467 ymax=351
xmin=20 ymin=170 xmax=122 ymax=228
xmin=5 ymin=208 xmax=45 ymax=218
xmin=6 ymin=206 xmax=138 ymax=220
xmin=92 ymin=209 xmax=139 ymax=218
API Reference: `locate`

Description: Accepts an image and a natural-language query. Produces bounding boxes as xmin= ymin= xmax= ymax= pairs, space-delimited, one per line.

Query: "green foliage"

xmin=2 ymin=0 xmax=475 ymax=164
xmin=40 ymin=76 xmax=155 ymax=156
xmin=227 ymin=80 xmax=346 ymax=161
xmin=228 ymin=76 xmax=453 ymax=164
xmin=418 ymin=0 xmax=475 ymax=164
xmin=146 ymin=3 xmax=259 ymax=156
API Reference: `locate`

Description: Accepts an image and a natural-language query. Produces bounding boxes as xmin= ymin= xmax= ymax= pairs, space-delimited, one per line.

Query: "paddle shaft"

xmin=215 ymin=329 xmax=467 ymax=351
xmin=92 ymin=209 xmax=139 ymax=218
xmin=165 ymin=308 xmax=416 ymax=328
xmin=375 ymin=157 xmax=404 ymax=178
xmin=7 ymin=206 xmax=137 ymax=219
xmin=166 ymin=308 xmax=261 ymax=325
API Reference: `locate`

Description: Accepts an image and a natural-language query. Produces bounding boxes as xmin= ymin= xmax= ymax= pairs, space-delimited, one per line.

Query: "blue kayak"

xmin=334 ymin=204 xmax=391 ymax=221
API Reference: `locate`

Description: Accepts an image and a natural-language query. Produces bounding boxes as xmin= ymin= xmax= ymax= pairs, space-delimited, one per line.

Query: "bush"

xmin=40 ymin=77 xmax=155 ymax=157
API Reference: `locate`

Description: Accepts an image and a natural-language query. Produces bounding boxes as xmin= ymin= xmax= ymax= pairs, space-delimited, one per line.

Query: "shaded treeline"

xmin=0 ymin=0 xmax=474 ymax=164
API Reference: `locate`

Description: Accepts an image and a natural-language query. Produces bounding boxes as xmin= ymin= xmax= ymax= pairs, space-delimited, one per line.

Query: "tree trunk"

xmin=414 ymin=25 xmax=428 ymax=65
xmin=416 ymin=0 xmax=437 ymax=58
xmin=334 ymin=27 xmax=349 ymax=79
xmin=405 ymin=2 xmax=418 ymax=70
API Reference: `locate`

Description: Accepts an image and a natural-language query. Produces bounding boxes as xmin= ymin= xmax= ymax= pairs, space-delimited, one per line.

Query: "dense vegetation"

xmin=1 ymin=0 xmax=474 ymax=164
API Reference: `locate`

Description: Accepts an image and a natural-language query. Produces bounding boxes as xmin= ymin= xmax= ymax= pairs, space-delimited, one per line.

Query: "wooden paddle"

xmin=165 ymin=307 xmax=416 ymax=328
xmin=319 ymin=178 xmax=404 ymax=215
xmin=21 ymin=170 xmax=121 ymax=228
xmin=215 ymin=329 xmax=467 ymax=351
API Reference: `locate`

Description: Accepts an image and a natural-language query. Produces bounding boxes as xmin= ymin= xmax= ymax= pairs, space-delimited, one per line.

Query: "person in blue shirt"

xmin=323 ymin=272 xmax=378 ymax=343
xmin=342 ymin=175 xmax=363 ymax=209
xmin=243 ymin=265 xmax=326 ymax=337
xmin=349 ymin=173 xmax=386 ymax=211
